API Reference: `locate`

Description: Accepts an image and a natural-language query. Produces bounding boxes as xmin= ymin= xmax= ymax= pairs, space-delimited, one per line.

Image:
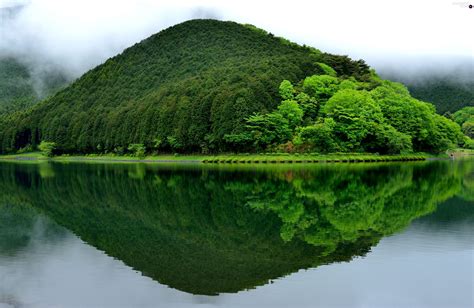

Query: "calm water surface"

xmin=0 ymin=159 xmax=473 ymax=308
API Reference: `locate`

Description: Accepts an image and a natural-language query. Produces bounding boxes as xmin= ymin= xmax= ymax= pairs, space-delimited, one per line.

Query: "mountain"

xmin=405 ymin=78 xmax=473 ymax=114
xmin=0 ymin=57 xmax=68 ymax=115
xmin=0 ymin=19 xmax=468 ymax=154
xmin=0 ymin=57 xmax=37 ymax=115
xmin=381 ymin=73 xmax=474 ymax=114
xmin=0 ymin=19 xmax=370 ymax=153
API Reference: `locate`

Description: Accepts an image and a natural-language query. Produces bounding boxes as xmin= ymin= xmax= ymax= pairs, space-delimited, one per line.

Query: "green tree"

xmin=246 ymin=112 xmax=292 ymax=149
xmin=279 ymin=80 xmax=295 ymax=100
xmin=128 ymin=143 xmax=146 ymax=158
xmin=316 ymin=62 xmax=336 ymax=77
xmin=295 ymin=92 xmax=318 ymax=121
xmin=298 ymin=118 xmax=337 ymax=152
xmin=453 ymin=107 xmax=474 ymax=126
xmin=370 ymin=80 xmax=463 ymax=152
xmin=462 ymin=120 xmax=474 ymax=138
xmin=322 ymin=89 xmax=384 ymax=151
xmin=38 ymin=141 xmax=57 ymax=157
xmin=277 ymin=100 xmax=303 ymax=129
xmin=302 ymin=75 xmax=339 ymax=101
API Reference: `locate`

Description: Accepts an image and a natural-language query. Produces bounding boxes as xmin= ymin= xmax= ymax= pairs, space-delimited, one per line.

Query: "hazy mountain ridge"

xmin=379 ymin=62 xmax=474 ymax=114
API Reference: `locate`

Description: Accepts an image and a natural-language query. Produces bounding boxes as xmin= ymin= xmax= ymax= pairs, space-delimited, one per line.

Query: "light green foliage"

xmin=316 ymin=62 xmax=337 ymax=77
xmin=428 ymin=114 xmax=465 ymax=151
xmin=277 ymin=100 xmax=303 ymax=129
xmin=38 ymin=141 xmax=57 ymax=157
xmin=298 ymin=118 xmax=337 ymax=152
xmin=232 ymin=75 xmax=464 ymax=154
xmin=453 ymin=107 xmax=474 ymax=125
xmin=372 ymin=124 xmax=413 ymax=154
xmin=127 ymin=143 xmax=146 ymax=158
xmin=302 ymin=75 xmax=340 ymax=101
xmin=323 ymin=89 xmax=384 ymax=151
xmin=338 ymin=79 xmax=358 ymax=90
xmin=453 ymin=107 xmax=474 ymax=138
xmin=462 ymin=120 xmax=474 ymax=139
xmin=463 ymin=136 xmax=474 ymax=149
xmin=17 ymin=144 xmax=33 ymax=154
xmin=295 ymin=92 xmax=318 ymax=120
xmin=370 ymin=80 xmax=464 ymax=152
xmin=279 ymin=80 xmax=295 ymax=100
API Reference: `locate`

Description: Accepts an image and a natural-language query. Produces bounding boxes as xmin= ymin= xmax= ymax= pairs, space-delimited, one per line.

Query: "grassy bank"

xmin=447 ymin=148 xmax=474 ymax=157
xmin=0 ymin=152 xmax=438 ymax=164
xmin=201 ymin=153 xmax=430 ymax=164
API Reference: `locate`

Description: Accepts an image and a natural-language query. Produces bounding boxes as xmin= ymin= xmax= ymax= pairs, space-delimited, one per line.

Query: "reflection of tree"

xmin=455 ymin=159 xmax=474 ymax=201
xmin=226 ymin=163 xmax=465 ymax=255
xmin=0 ymin=160 xmax=470 ymax=295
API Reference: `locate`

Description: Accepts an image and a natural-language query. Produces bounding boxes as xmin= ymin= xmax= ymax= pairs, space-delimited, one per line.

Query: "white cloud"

xmin=0 ymin=0 xmax=472 ymax=79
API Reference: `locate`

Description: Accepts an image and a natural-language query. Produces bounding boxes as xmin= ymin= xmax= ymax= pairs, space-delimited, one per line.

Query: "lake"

xmin=0 ymin=159 xmax=473 ymax=308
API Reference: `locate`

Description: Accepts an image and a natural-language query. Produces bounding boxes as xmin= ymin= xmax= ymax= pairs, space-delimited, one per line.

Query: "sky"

xmin=0 ymin=0 xmax=472 ymax=81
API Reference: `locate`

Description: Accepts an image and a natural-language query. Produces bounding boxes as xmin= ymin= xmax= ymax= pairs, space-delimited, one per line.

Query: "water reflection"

xmin=0 ymin=160 xmax=472 ymax=298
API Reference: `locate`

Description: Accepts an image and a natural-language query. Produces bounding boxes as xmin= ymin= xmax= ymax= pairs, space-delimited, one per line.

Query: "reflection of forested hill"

xmin=0 ymin=160 xmax=471 ymax=295
xmin=414 ymin=196 xmax=474 ymax=227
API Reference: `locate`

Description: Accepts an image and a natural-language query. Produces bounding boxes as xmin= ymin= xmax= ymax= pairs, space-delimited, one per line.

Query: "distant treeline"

xmin=386 ymin=74 xmax=474 ymax=114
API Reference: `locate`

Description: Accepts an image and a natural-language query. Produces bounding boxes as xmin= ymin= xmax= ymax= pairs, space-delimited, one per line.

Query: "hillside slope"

xmin=0 ymin=19 xmax=467 ymax=154
xmin=382 ymin=73 xmax=474 ymax=114
xmin=0 ymin=57 xmax=68 ymax=115
xmin=0 ymin=19 xmax=372 ymax=154
xmin=0 ymin=57 xmax=37 ymax=115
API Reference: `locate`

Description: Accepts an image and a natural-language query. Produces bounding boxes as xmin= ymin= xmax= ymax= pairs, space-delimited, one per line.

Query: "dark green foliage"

xmin=318 ymin=54 xmax=371 ymax=81
xmin=0 ymin=20 xmax=375 ymax=155
xmin=0 ymin=57 xmax=37 ymax=115
xmin=0 ymin=57 xmax=68 ymax=116
xmin=127 ymin=143 xmax=146 ymax=158
xmin=407 ymin=80 xmax=474 ymax=114
xmin=382 ymin=74 xmax=474 ymax=114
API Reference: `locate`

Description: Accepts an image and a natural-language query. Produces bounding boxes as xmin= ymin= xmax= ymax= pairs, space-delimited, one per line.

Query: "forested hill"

xmin=0 ymin=19 xmax=470 ymax=154
xmin=380 ymin=72 xmax=474 ymax=114
xmin=0 ymin=57 xmax=68 ymax=115
xmin=0 ymin=19 xmax=369 ymax=153
xmin=0 ymin=57 xmax=37 ymax=115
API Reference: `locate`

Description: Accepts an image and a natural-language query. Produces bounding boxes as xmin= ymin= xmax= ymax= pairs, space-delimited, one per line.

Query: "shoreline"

xmin=0 ymin=152 xmax=443 ymax=164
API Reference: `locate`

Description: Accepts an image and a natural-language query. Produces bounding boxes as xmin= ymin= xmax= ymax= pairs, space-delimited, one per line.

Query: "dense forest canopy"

xmin=0 ymin=57 xmax=37 ymax=115
xmin=0 ymin=19 xmax=471 ymax=155
xmin=0 ymin=57 xmax=68 ymax=116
